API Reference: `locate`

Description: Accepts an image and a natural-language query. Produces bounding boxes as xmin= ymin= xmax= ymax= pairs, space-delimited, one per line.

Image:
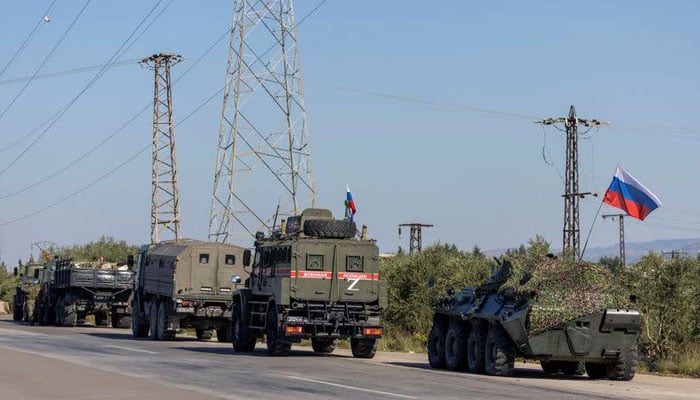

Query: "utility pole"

xmin=602 ymin=213 xmax=626 ymax=267
xmin=536 ymin=105 xmax=608 ymax=259
xmin=209 ymin=0 xmax=315 ymax=244
xmin=398 ymin=223 xmax=433 ymax=255
xmin=141 ymin=53 xmax=183 ymax=244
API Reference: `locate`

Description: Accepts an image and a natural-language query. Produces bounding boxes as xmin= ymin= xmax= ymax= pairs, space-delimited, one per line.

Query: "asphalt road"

xmin=0 ymin=318 xmax=697 ymax=400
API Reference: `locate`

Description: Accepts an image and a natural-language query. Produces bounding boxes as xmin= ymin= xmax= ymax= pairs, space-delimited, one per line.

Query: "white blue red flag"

xmin=603 ymin=166 xmax=662 ymax=221
xmin=345 ymin=185 xmax=356 ymax=221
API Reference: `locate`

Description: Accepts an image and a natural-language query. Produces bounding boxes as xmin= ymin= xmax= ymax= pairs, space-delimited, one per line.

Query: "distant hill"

xmin=485 ymin=238 xmax=700 ymax=264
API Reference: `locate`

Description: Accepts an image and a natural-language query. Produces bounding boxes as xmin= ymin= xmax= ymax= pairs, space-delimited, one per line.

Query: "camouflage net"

xmin=506 ymin=257 xmax=630 ymax=336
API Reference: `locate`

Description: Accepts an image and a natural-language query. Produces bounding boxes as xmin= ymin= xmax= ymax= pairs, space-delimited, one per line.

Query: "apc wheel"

xmin=467 ymin=322 xmax=487 ymax=373
xmin=607 ymin=345 xmax=638 ymax=381
xmin=216 ymin=323 xmax=232 ymax=342
xmin=266 ymin=305 xmax=290 ymax=356
xmin=148 ymin=301 xmax=159 ymax=340
xmin=196 ymin=329 xmax=213 ymax=340
xmin=157 ymin=302 xmax=175 ymax=340
xmin=484 ymin=324 xmax=515 ymax=376
xmin=303 ymin=219 xmax=356 ymax=239
xmin=351 ymin=338 xmax=377 ymax=359
xmin=585 ymin=362 xmax=607 ymax=379
xmin=428 ymin=318 xmax=448 ymax=369
xmin=445 ymin=320 xmax=468 ymax=371
xmin=311 ymin=338 xmax=336 ymax=354
xmin=112 ymin=315 xmax=131 ymax=329
xmin=132 ymin=299 xmax=149 ymax=337
xmin=232 ymin=303 xmax=256 ymax=352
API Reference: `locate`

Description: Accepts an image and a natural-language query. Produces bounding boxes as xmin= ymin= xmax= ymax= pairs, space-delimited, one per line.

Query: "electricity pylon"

xmin=141 ymin=53 xmax=183 ymax=244
xmin=209 ymin=0 xmax=315 ymax=244
xmin=399 ymin=223 xmax=434 ymax=255
xmin=536 ymin=106 xmax=608 ymax=259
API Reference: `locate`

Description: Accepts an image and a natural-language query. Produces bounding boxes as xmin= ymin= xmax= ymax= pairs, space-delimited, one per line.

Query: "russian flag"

xmin=345 ymin=185 xmax=356 ymax=221
xmin=603 ymin=166 xmax=662 ymax=221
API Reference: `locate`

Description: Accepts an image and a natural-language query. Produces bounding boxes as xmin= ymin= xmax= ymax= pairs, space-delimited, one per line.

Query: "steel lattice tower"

xmin=209 ymin=0 xmax=315 ymax=244
xmin=142 ymin=53 xmax=183 ymax=244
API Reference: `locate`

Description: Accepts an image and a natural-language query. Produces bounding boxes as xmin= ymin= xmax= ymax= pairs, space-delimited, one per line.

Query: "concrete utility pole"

xmin=536 ymin=106 xmax=608 ymax=259
xmin=141 ymin=53 xmax=183 ymax=244
xmin=602 ymin=214 xmax=626 ymax=267
xmin=209 ymin=0 xmax=315 ymax=244
xmin=398 ymin=223 xmax=433 ymax=255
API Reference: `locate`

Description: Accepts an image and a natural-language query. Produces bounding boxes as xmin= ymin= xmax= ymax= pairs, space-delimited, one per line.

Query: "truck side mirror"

xmin=127 ymin=254 xmax=135 ymax=268
xmin=34 ymin=269 xmax=40 ymax=279
xmin=13 ymin=267 xmax=18 ymax=277
xmin=243 ymin=249 xmax=251 ymax=267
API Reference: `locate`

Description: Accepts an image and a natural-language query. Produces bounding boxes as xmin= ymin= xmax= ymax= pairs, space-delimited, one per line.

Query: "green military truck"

xmin=230 ymin=208 xmax=386 ymax=357
xmin=12 ymin=259 xmax=45 ymax=322
xmin=34 ymin=256 xmax=135 ymax=327
xmin=129 ymin=240 xmax=249 ymax=341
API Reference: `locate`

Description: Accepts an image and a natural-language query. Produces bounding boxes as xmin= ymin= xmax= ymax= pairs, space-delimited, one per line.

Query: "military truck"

xmin=230 ymin=208 xmax=386 ymax=357
xmin=129 ymin=240 xmax=249 ymax=341
xmin=427 ymin=259 xmax=640 ymax=380
xmin=34 ymin=256 xmax=135 ymax=327
xmin=12 ymin=259 xmax=44 ymax=322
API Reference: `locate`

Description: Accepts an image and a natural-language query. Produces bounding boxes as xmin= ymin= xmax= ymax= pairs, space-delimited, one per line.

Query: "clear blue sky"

xmin=1 ymin=1 xmax=698 ymax=266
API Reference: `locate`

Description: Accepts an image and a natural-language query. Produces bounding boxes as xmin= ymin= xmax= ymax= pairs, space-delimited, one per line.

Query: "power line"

xmin=0 ymin=0 xmax=92 ymax=121
xmin=0 ymin=0 xmax=59 ymax=77
xmin=0 ymin=59 xmax=139 ymax=86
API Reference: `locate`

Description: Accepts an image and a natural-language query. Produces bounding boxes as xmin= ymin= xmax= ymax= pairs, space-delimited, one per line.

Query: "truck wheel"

xmin=112 ymin=315 xmax=131 ymax=329
xmin=12 ymin=297 xmax=22 ymax=321
xmin=232 ymin=303 xmax=256 ymax=352
xmin=54 ymin=296 xmax=64 ymax=326
xmin=351 ymin=338 xmax=377 ymax=359
xmin=95 ymin=312 xmax=110 ymax=327
xmin=484 ymin=324 xmax=515 ymax=376
xmin=427 ymin=317 xmax=448 ymax=369
xmin=216 ymin=323 xmax=232 ymax=342
xmin=196 ymin=329 xmax=213 ymax=340
xmin=445 ymin=319 xmax=469 ymax=371
xmin=266 ymin=305 xmax=290 ymax=356
xmin=63 ymin=307 xmax=77 ymax=327
xmin=607 ymin=345 xmax=637 ymax=381
xmin=303 ymin=219 xmax=356 ymax=239
xmin=467 ymin=322 xmax=487 ymax=373
xmin=132 ymin=299 xmax=149 ymax=338
xmin=157 ymin=302 xmax=175 ymax=340
xmin=148 ymin=302 xmax=159 ymax=340
xmin=311 ymin=338 xmax=336 ymax=354
xmin=585 ymin=362 xmax=607 ymax=379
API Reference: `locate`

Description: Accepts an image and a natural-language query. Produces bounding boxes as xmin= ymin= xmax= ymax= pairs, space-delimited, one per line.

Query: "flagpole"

xmin=580 ymin=199 xmax=606 ymax=261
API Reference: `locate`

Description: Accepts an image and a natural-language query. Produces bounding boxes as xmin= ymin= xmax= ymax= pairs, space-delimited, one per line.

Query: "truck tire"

xmin=266 ymin=305 xmax=290 ymax=356
xmin=351 ymin=338 xmax=377 ymax=359
xmin=303 ymin=219 xmax=356 ymax=239
xmin=427 ymin=317 xmax=448 ymax=369
xmin=157 ymin=302 xmax=175 ymax=340
xmin=112 ymin=315 xmax=131 ymax=329
xmin=132 ymin=299 xmax=149 ymax=338
xmin=148 ymin=301 xmax=159 ymax=340
xmin=54 ymin=296 xmax=64 ymax=326
xmin=484 ymin=324 xmax=515 ymax=376
xmin=232 ymin=303 xmax=256 ymax=352
xmin=311 ymin=338 xmax=336 ymax=354
xmin=607 ymin=345 xmax=637 ymax=381
xmin=467 ymin=321 xmax=487 ymax=373
xmin=585 ymin=362 xmax=607 ymax=379
xmin=445 ymin=319 xmax=469 ymax=371
xmin=216 ymin=324 xmax=232 ymax=343
xmin=63 ymin=307 xmax=77 ymax=327
xmin=12 ymin=296 xmax=22 ymax=321
xmin=196 ymin=329 xmax=213 ymax=340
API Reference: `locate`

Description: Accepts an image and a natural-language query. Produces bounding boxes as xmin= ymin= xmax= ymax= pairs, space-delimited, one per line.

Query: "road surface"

xmin=0 ymin=318 xmax=696 ymax=399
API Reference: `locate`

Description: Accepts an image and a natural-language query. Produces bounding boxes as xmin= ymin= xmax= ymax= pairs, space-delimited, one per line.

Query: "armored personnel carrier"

xmin=230 ymin=208 xmax=386 ymax=357
xmin=427 ymin=259 xmax=640 ymax=380
xmin=129 ymin=240 xmax=249 ymax=341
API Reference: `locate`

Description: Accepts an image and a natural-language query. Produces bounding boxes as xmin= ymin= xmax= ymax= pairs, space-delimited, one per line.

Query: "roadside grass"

xmin=377 ymin=329 xmax=426 ymax=353
xmin=654 ymin=344 xmax=700 ymax=378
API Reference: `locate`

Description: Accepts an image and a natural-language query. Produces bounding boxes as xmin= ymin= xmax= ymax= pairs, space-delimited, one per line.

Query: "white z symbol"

xmin=347 ymin=278 xmax=360 ymax=291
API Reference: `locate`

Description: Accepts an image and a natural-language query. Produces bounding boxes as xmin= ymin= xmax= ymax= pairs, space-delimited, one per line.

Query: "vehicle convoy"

xmin=230 ymin=208 xmax=386 ymax=358
xmin=33 ymin=256 xmax=135 ymax=328
xmin=12 ymin=258 xmax=45 ymax=322
xmin=129 ymin=240 xmax=249 ymax=341
xmin=428 ymin=259 xmax=640 ymax=380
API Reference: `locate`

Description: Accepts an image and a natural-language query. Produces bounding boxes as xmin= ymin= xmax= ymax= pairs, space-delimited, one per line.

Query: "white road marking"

xmin=0 ymin=327 xmax=48 ymax=337
xmin=285 ymin=375 xmax=417 ymax=399
xmin=104 ymin=344 xmax=158 ymax=354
